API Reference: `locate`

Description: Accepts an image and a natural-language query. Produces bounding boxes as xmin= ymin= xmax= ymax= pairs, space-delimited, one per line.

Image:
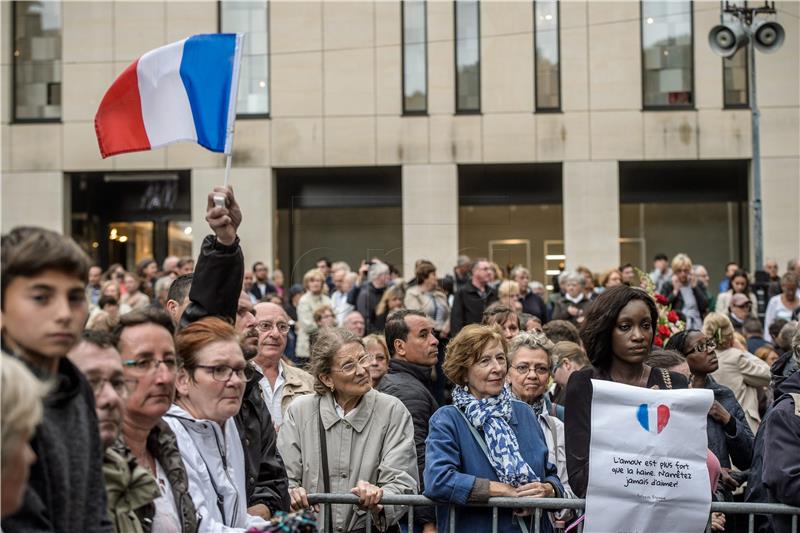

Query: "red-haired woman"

xmin=164 ymin=317 xmax=268 ymax=532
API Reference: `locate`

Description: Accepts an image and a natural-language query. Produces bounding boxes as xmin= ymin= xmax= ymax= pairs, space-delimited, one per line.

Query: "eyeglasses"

xmin=686 ymin=339 xmax=716 ymax=355
xmin=331 ymin=353 xmax=375 ymax=375
xmin=254 ymin=320 xmax=291 ymax=334
xmin=511 ymin=364 xmax=550 ymax=376
xmin=87 ymin=376 xmax=128 ymax=396
xmin=193 ymin=364 xmax=255 ymax=382
xmin=122 ymin=357 xmax=178 ymax=373
xmin=732 ymin=302 xmax=752 ymax=309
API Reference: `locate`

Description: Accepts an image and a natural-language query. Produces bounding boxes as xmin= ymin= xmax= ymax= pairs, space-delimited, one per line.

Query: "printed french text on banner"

xmin=584 ymin=379 xmax=714 ymax=533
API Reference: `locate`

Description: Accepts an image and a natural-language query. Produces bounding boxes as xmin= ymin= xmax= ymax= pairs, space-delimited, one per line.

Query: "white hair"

xmin=1 ymin=355 xmax=49 ymax=469
xmin=367 ymin=262 xmax=389 ymax=283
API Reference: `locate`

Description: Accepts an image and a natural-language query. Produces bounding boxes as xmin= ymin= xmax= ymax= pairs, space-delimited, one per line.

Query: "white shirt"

xmin=152 ymin=460 xmax=181 ymax=533
xmin=258 ymin=362 xmax=286 ymax=427
xmin=331 ymin=290 xmax=353 ymax=326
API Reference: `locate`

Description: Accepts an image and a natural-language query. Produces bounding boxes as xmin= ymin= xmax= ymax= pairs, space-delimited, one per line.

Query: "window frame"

xmin=12 ymin=0 xmax=63 ymax=123
xmin=533 ymin=0 xmax=562 ymax=113
xmin=639 ymin=0 xmax=696 ymax=112
xmin=217 ymin=0 xmax=271 ymax=119
xmin=722 ymin=46 xmax=749 ymax=109
xmin=401 ymin=0 xmax=429 ymax=116
xmin=453 ymin=0 xmax=482 ymax=115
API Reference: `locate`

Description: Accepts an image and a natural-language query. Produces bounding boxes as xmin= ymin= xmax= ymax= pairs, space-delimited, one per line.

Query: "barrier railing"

xmin=307 ymin=493 xmax=800 ymax=533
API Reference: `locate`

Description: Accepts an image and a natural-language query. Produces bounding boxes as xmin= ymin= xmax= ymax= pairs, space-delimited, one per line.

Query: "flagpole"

xmin=215 ymin=33 xmax=243 ymax=207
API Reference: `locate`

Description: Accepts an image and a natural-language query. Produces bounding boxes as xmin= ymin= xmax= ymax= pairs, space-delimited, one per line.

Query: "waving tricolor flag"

xmin=95 ymin=33 xmax=242 ymax=158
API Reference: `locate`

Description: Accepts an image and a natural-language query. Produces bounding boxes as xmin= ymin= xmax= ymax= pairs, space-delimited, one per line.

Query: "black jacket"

xmin=659 ymin=281 xmax=710 ymax=319
xmin=704 ymin=377 xmax=754 ymax=472
xmin=378 ymin=359 xmax=438 ymax=526
xmin=1 ymin=357 xmax=112 ymax=533
xmin=181 ymin=235 xmax=289 ymax=514
xmin=450 ymin=283 xmax=498 ymax=337
xmin=356 ymin=282 xmax=386 ymax=334
xmin=762 ymin=369 xmax=800 ymax=533
xmin=250 ymin=281 xmax=277 ymax=302
xmin=235 ymin=370 xmax=291 ymax=513
xmin=520 ymin=291 xmax=548 ymax=323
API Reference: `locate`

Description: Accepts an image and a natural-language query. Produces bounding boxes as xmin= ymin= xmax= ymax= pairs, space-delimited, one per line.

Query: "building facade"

xmin=2 ymin=0 xmax=799 ymax=287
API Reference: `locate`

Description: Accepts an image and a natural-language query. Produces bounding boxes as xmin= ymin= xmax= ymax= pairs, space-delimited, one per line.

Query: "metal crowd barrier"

xmin=307 ymin=493 xmax=800 ymax=533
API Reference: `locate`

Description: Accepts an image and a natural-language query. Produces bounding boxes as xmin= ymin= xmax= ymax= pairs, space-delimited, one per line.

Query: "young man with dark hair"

xmin=378 ymin=309 xmax=439 ymax=533
xmin=1 ymin=226 xmax=112 ymax=532
xmin=165 ymin=273 xmax=193 ymax=327
xmin=450 ymin=258 xmax=498 ymax=336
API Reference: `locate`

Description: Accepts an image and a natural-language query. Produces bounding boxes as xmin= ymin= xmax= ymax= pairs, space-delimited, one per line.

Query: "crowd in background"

xmin=2 ymin=185 xmax=799 ymax=533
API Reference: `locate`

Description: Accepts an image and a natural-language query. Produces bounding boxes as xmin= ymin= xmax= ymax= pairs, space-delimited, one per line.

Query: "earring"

xmin=329 ymin=385 xmax=335 ymax=392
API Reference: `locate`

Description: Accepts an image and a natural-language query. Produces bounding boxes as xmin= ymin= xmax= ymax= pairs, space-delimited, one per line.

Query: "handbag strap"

xmin=318 ymin=397 xmax=332 ymax=533
xmin=660 ymin=368 xmax=673 ymax=390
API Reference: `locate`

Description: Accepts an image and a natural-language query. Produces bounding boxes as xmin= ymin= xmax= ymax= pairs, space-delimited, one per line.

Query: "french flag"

xmin=95 ymin=33 xmax=242 ymax=158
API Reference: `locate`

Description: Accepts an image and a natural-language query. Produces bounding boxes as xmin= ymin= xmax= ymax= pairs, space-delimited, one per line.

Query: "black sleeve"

xmin=725 ymin=394 xmax=755 ymax=471
xmin=180 ymin=234 xmax=244 ymax=328
xmin=450 ymin=291 xmax=465 ymax=337
xmin=694 ymin=286 xmax=710 ymax=317
xmin=564 ymin=368 xmax=594 ymax=499
xmin=378 ymin=379 xmax=436 ymax=526
xmin=551 ymin=300 xmax=569 ymax=321
xmin=252 ymin=408 xmax=291 ymax=513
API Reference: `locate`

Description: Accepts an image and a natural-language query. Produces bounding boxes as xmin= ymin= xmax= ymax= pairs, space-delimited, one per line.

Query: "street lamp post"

xmin=708 ymin=1 xmax=784 ymax=272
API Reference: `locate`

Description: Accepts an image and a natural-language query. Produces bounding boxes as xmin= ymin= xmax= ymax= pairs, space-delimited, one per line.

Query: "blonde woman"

xmin=374 ymin=284 xmax=405 ymax=332
xmin=703 ymin=312 xmax=771 ymax=433
xmin=1 ymin=355 xmax=48 ymax=518
xmin=497 ymin=280 xmax=523 ymax=312
xmin=296 ymin=268 xmax=332 ymax=359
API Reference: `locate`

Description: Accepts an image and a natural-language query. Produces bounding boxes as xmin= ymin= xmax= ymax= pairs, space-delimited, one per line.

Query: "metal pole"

xmin=747 ymin=34 xmax=763 ymax=271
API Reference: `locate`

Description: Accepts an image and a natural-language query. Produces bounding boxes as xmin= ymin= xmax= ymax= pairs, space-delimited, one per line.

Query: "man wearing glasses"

xmin=68 ymin=330 xmax=161 ymax=533
xmin=252 ymin=302 xmax=315 ymax=429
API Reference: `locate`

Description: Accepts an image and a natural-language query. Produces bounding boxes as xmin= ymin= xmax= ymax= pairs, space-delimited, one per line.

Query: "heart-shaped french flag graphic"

xmin=636 ymin=403 xmax=670 ymax=434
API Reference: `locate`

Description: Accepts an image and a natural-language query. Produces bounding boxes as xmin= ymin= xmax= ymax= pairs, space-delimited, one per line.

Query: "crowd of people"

xmin=1 ymin=185 xmax=798 ymax=533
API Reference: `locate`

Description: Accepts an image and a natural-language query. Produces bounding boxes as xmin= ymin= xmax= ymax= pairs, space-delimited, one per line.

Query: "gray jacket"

xmin=278 ymin=389 xmax=419 ymax=532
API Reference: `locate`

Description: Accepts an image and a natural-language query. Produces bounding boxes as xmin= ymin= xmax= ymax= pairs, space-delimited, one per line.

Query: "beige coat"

xmin=714 ymin=290 xmax=758 ymax=317
xmin=280 ymin=363 xmax=316 ymax=416
xmin=711 ymin=347 xmax=771 ymax=433
xmin=278 ymin=388 xmax=419 ymax=532
xmin=404 ymin=285 xmax=450 ymax=332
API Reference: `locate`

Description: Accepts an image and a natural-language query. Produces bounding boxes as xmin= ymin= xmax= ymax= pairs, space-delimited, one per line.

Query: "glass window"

xmin=724 ymin=46 xmax=748 ymax=107
xmin=641 ymin=0 xmax=693 ymax=108
xmin=534 ymin=0 xmax=560 ymax=110
xmin=13 ymin=1 xmax=62 ymax=121
xmin=168 ymin=221 xmax=193 ymax=258
xmin=220 ymin=0 xmax=269 ymax=116
xmin=403 ymin=0 xmax=427 ymax=114
xmin=455 ymin=0 xmax=480 ymax=113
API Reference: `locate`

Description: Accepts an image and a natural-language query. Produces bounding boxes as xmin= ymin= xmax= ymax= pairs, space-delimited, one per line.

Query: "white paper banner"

xmin=584 ymin=379 xmax=714 ymax=533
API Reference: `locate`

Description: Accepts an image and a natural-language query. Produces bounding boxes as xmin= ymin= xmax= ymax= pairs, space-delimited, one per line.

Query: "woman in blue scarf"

xmin=424 ymin=325 xmax=563 ymax=533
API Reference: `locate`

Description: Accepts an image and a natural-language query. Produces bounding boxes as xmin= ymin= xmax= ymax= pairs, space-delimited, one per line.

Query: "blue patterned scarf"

xmin=452 ymin=384 xmax=540 ymax=487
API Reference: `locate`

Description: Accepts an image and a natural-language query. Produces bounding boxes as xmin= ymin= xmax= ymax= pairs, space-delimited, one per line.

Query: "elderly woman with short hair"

xmin=505 ymin=333 xmax=574 ymax=501
xmin=551 ymin=272 xmax=591 ymax=326
xmin=277 ymin=328 xmax=418 ymax=532
xmin=296 ymin=268 xmax=332 ymax=359
xmin=424 ymin=325 xmax=563 ymax=533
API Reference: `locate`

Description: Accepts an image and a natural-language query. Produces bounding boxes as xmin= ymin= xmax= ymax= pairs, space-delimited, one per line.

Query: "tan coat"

xmin=277 ymin=388 xmax=419 ymax=532
xmin=404 ymin=285 xmax=450 ymax=332
xmin=711 ymin=347 xmax=771 ymax=433
xmin=280 ymin=363 xmax=316 ymax=416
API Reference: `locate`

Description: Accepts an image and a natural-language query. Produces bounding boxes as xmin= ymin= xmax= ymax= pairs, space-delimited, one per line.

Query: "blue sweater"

xmin=424 ymin=401 xmax=563 ymax=533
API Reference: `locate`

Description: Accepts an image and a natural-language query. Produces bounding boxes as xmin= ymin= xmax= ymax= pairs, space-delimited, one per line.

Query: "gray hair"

xmin=777 ymin=321 xmax=798 ymax=352
xmin=308 ymin=328 xmax=365 ymax=395
xmin=367 ymin=262 xmax=389 ymax=283
xmin=562 ymin=271 xmax=585 ymax=287
xmin=331 ymin=261 xmax=351 ymax=274
xmin=792 ymin=326 xmax=800 ymax=360
xmin=507 ymin=331 xmax=555 ymax=366
xmin=1 ymin=355 xmax=49 ymax=469
xmin=510 ymin=265 xmax=530 ymax=279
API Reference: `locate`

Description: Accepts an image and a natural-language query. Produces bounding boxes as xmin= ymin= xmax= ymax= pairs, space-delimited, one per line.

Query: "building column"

xmin=191 ymin=167 xmax=275 ymax=271
xmin=401 ymin=164 xmax=459 ymax=279
xmin=563 ymin=161 xmax=620 ymax=273
xmin=1 ymin=172 xmax=66 ymax=233
xmin=761 ymin=157 xmax=800 ymax=270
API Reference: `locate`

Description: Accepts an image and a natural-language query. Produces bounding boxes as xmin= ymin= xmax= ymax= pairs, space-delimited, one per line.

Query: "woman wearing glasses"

xmin=277 ymin=327 xmax=418 ymax=532
xmin=663 ymin=331 xmax=754 ymax=500
xmin=505 ymin=332 xmax=574 ymax=500
xmin=164 ymin=317 xmax=269 ymax=532
xmin=424 ymin=325 xmax=563 ymax=533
